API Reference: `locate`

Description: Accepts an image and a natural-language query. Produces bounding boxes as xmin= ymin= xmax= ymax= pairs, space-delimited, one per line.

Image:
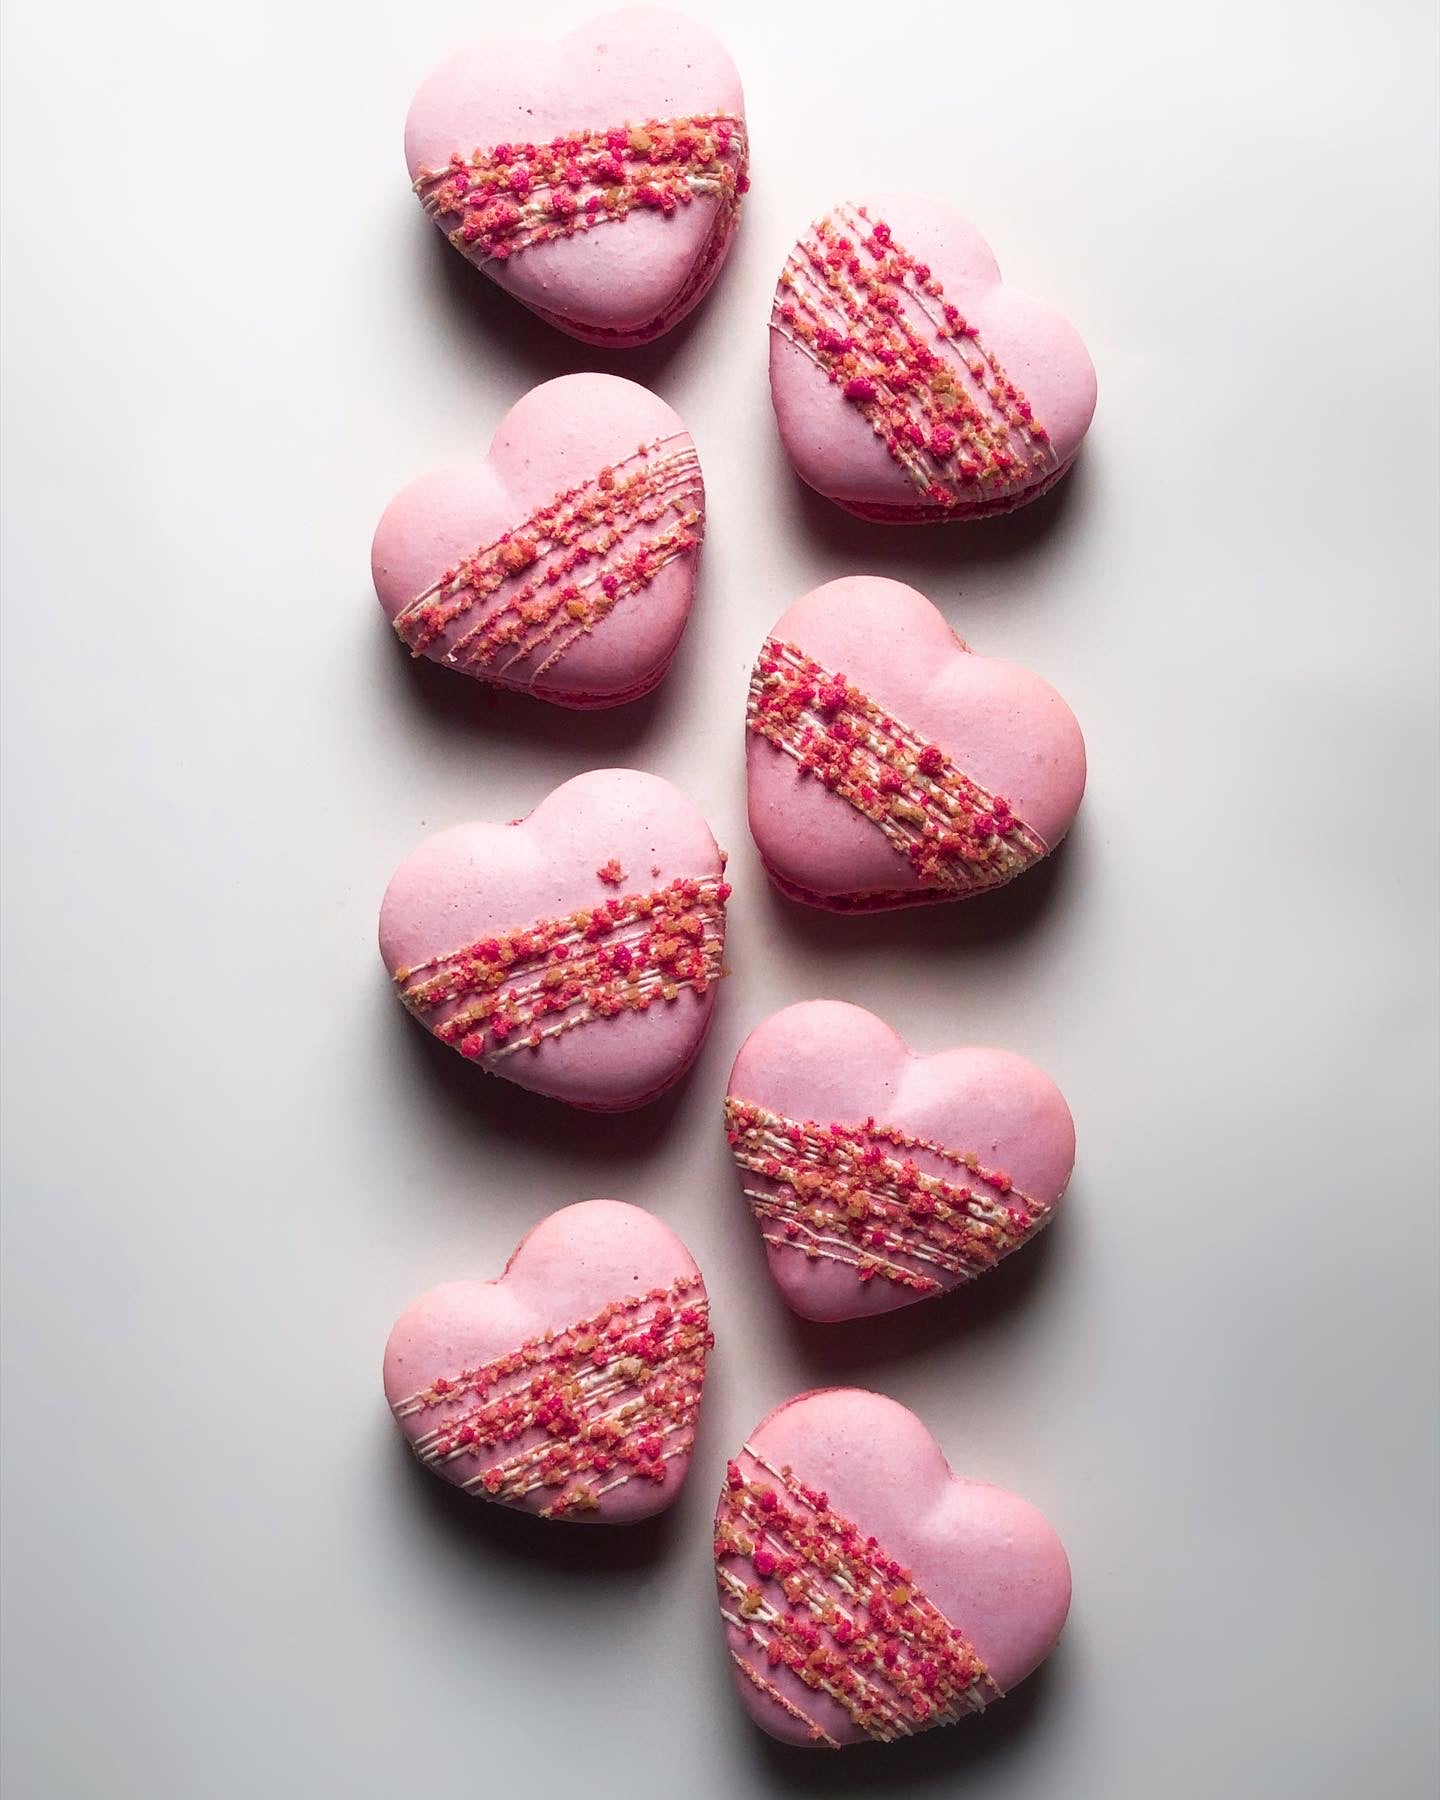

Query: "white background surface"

xmin=3 ymin=2 xmax=1438 ymax=1794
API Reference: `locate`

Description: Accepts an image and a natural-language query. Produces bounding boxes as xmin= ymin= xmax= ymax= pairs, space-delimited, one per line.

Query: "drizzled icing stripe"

xmin=729 ymin=1649 xmax=841 ymax=1749
xmin=771 ymin=205 xmax=1055 ymax=507
xmin=724 ymin=1099 xmax=1048 ymax=1296
xmin=394 ymin=1275 xmax=711 ymax=1518
xmin=746 ymin=639 xmax=1046 ymax=895
xmin=392 ymin=435 xmax=704 ymax=683
xmin=716 ymin=1443 xmax=1001 ymax=1742
xmin=392 ymin=873 xmax=730 ymax=1066
xmin=415 ymin=115 xmax=749 ymax=267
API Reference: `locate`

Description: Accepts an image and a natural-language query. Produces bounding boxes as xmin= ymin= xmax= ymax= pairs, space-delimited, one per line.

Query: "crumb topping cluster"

xmin=392 ymin=435 xmax=703 ymax=684
xmin=746 ymin=638 xmax=1046 ymax=894
xmin=393 ymin=873 xmax=730 ymax=1065
xmin=393 ymin=1275 xmax=712 ymax=1518
xmin=716 ymin=1446 xmax=1001 ymax=1743
xmin=724 ymin=1099 xmax=1046 ymax=1295
xmin=772 ymin=206 xmax=1053 ymax=505
xmin=415 ymin=115 xmax=749 ymax=265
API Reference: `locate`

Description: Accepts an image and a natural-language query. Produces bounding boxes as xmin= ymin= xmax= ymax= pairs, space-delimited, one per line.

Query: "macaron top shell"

xmin=386 ymin=1199 xmax=711 ymax=1523
xmin=718 ymin=1388 xmax=1071 ymax=1745
xmin=407 ymin=8 xmax=746 ymax=343
xmin=726 ymin=999 xmax=1075 ymax=1320
xmin=770 ymin=194 xmax=1095 ymax=518
xmin=372 ymin=373 xmax=703 ymax=707
xmin=380 ymin=768 xmax=727 ymax=1109
xmin=746 ymin=576 xmax=1086 ymax=908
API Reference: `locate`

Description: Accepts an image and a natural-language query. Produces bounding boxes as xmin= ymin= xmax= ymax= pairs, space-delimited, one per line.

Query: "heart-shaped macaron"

xmin=770 ymin=196 xmax=1096 ymax=519
xmin=725 ymin=1000 xmax=1074 ymax=1321
xmin=386 ymin=1200 xmax=712 ymax=1523
xmin=380 ymin=768 xmax=730 ymax=1110
xmin=406 ymin=8 xmax=748 ymax=345
xmin=715 ymin=1388 xmax=1070 ymax=1746
xmin=372 ymin=374 xmax=704 ymax=709
xmin=746 ymin=576 xmax=1085 ymax=910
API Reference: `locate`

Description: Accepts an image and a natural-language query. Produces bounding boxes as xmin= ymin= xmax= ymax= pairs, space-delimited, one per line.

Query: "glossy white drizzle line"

xmin=478 ymin=949 xmax=723 ymax=1064
xmin=392 ymin=1287 xmax=707 ymax=1417
xmin=416 ymin=118 xmax=749 ymax=271
xmin=778 ymin=204 xmax=1047 ymax=487
xmin=404 ymin=911 xmax=649 ymax=1003
xmin=421 ymin=1367 xmax=697 ymax=1471
xmin=831 ymin=205 xmax=1055 ymax=482
xmin=732 ymin=1109 xmax=1029 ymax=1214
xmin=718 ymin=1576 xmax=921 ymax=1743
xmin=406 ymin=1316 xmax=704 ymax=1455
xmin=397 ymin=879 xmax=727 ymax=1067
xmin=727 ymin=1646 xmax=841 ymax=1748
xmin=591 ymin=1435 xmax=692 ymax=1499
xmin=395 ymin=1291 xmax=708 ymax=1511
xmin=477 ymin=1417 xmax=695 ymax=1501
xmin=752 ymin=1214 xmax=946 ymax=1286
xmin=732 ymin=1103 xmax=1048 ymax=1286
xmin=396 ymin=434 xmax=692 ymax=620
xmin=453 ymin=459 xmax=703 ymax=675
xmin=395 ymin=438 xmax=704 ymax=683
xmin=718 ymin=1573 xmax=974 ymax=1744
xmin=738 ymin=1440 xmax=993 ymax=1692
xmin=739 ymin=1442 xmax=1001 ymax=1709
xmin=723 ymin=1442 xmax=1003 ymax=1734
xmin=770 ymin=202 xmax=1056 ymax=503
xmin=498 ymin=518 xmax=700 ymax=682
xmin=746 ymin=644 xmax=1047 ymax=891
xmin=746 ymin=1192 xmax=982 ymax=1277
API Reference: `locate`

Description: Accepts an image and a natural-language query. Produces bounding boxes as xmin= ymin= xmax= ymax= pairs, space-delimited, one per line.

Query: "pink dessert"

xmin=406 ymin=8 xmax=748 ymax=346
xmin=372 ymin=374 xmax=704 ymax=709
xmin=725 ymin=1001 xmax=1074 ymax=1321
xmin=386 ymin=1199 xmax=712 ymax=1523
xmin=770 ymin=195 xmax=1096 ymax=519
xmin=716 ymin=1388 xmax=1071 ymax=1746
xmin=746 ymin=576 xmax=1085 ymax=911
xmin=379 ymin=768 xmax=730 ymax=1109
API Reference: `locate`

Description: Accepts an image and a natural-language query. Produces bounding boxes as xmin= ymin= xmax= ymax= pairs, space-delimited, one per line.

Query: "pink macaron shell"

xmin=379 ymin=768 xmax=726 ymax=1110
xmin=770 ymin=194 xmax=1096 ymax=518
xmin=720 ymin=1388 xmax=1071 ymax=1745
xmin=747 ymin=576 xmax=1086 ymax=909
xmin=372 ymin=374 xmax=701 ymax=708
xmin=386 ymin=1200 xmax=709 ymax=1523
xmin=405 ymin=8 xmax=745 ymax=344
xmin=726 ymin=1000 xmax=1074 ymax=1321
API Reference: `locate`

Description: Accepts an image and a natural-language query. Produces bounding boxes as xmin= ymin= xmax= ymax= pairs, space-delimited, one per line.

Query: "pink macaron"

xmin=770 ymin=196 xmax=1096 ymax=520
xmin=372 ymin=373 xmax=704 ymax=709
xmin=379 ymin=768 xmax=730 ymax=1110
xmin=716 ymin=1388 xmax=1071 ymax=1746
xmin=746 ymin=576 xmax=1085 ymax=911
xmin=725 ymin=1000 xmax=1074 ymax=1321
xmin=406 ymin=8 xmax=748 ymax=346
xmin=386 ymin=1200 xmax=712 ymax=1523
